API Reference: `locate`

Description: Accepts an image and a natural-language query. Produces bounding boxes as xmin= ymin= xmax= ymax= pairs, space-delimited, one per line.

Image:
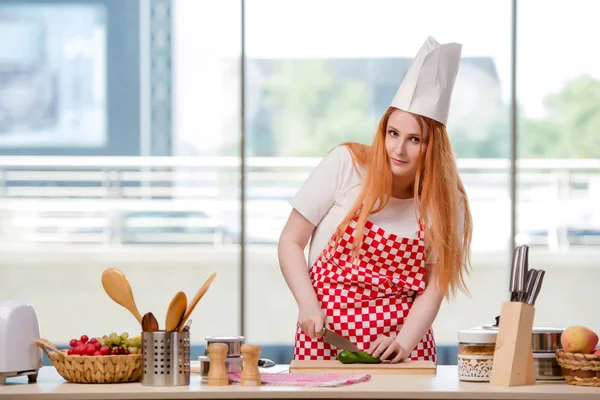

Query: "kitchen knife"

xmin=509 ymin=246 xmax=522 ymax=301
xmin=258 ymin=358 xmax=276 ymax=368
xmin=322 ymin=328 xmax=359 ymax=352
xmin=526 ymin=269 xmax=545 ymax=306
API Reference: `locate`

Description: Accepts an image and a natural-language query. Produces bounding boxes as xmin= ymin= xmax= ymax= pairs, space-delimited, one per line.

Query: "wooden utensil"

xmin=207 ymin=343 xmax=229 ymax=386
xmin=165 ymin=291 xmax=187 ymax=332
xmin=142 ymin=312 xmax=159 ymax=332
xmin=177 ymin=273 xmax=217 ymax=331
xmin=240 ymin=344 xmax=261 ymax=386
xmin=289 ymin=359 xmax=436 ymax=375
xmin=101 ymin=268 xmax=143 ymax=325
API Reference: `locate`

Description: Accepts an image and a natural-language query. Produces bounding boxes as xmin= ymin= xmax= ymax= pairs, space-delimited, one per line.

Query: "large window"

xmin=0 ymin=0 xmax=597 ymax=365
xmin=243 ymin=0 xmax=513 ymax=349
xmin=516 ymin=0 xmax=600 ymax=334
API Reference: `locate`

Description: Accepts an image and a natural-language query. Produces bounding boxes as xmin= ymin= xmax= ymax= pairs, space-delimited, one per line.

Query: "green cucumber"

xmin=337 ymin=350 xmax=382 ymax=364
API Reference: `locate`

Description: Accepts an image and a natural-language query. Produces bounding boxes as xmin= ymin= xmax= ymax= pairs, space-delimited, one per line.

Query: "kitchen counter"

xmin=1 ymin=363 xmax=599 ymax=400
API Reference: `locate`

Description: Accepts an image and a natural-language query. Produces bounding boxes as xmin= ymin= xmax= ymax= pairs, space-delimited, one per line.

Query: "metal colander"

xmin=141 ymin=330 xmax=190 ymax=386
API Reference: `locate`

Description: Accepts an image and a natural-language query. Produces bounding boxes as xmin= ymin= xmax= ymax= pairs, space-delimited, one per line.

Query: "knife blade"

xmin=322 ymin=328 xmax=359 ymax=352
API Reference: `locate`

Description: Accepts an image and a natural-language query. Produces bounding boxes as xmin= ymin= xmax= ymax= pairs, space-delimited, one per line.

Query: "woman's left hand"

xmin=367 ymin=335 xmax=407 ymax=364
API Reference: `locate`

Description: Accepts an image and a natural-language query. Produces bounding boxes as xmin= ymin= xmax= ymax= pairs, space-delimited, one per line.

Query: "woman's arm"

xmin=393 ymin=263 xmax=444 ymax=358
xmin=278 ymin=208 xmax=326 ymax=338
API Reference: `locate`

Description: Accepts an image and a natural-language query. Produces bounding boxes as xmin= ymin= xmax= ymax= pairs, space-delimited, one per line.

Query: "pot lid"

xmin=205 ymin=335 xmax=245 ymax=342
xmin=532 ymin=327 xmax=565 ymax=333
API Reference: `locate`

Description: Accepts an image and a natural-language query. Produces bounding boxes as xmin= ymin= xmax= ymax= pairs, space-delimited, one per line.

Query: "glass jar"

xmin=457 ymin=327 xmax=497 ymax=382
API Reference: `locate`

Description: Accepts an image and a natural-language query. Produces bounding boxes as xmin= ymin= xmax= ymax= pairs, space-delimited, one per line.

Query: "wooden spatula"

xmin=142 ymin=312 xmax=159 ymax=332
xmin=165 ymin=291 xmax=187 ymax=332
xmin=177 ymin=273 xmax=217 ymax=331
xmin=101 ymin=268 xmax=143 ymax=325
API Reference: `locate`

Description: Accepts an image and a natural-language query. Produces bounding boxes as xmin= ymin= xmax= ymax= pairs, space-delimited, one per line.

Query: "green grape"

xmin=121 ymin=332 xmax=129 ymax=340
xmin=110 ymin=332 xmax=117 ymax=338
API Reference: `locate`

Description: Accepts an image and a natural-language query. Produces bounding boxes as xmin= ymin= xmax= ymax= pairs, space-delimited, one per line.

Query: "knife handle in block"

xmin=207 ymin=343 xmax=229 ymax=386
xmin=241 ymin=344 xmax=261 ymax=387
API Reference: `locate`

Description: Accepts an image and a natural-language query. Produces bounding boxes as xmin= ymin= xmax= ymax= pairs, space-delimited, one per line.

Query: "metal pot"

xmin=198 ymin=355 xmax=242 ymax=381
xmin=197 ymin=355 xmax=275 ymax=381
xmin=204 ymin=336 xmax=244 ymax=357
xmin=533 ymin=352 xmax=564 ymax=380
xmin=532 ymin=327 xmax=564 ymax=352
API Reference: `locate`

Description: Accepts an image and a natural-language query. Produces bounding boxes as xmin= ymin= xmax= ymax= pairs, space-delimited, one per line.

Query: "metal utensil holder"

xmin=141 ymin=330 xmax=190 ymax=386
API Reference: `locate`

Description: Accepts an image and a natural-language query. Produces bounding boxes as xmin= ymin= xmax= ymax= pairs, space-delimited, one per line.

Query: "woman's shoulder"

xmin=288 ymin=145 xmax=363 ymax=227
xmin=324 ymin=144 xmax=353 ymax=164
xmin=327 ymin=143 xmax=367 ymax=180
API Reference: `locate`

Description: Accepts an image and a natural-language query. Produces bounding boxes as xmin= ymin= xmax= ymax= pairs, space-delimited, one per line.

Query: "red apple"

xmin=561 ymin=326 xmax=599 ymax=353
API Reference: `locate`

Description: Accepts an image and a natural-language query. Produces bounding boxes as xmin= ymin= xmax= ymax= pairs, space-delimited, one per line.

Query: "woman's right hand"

xmin=298 ymin=303 xmax=327 ymax=339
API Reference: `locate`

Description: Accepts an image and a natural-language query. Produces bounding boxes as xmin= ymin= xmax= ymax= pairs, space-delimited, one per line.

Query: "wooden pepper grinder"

xmin=207 ymin=343 xmax=229 ymax=386
xmin=240 ymin=344 xmax=261 ymax=387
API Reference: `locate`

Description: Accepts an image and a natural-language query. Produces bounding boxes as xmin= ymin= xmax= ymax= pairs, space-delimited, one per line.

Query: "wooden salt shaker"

xmin=240 ymin=344 xmax=261 ymax=387
xmin=207 ymin=343 xmax=229 ymax=386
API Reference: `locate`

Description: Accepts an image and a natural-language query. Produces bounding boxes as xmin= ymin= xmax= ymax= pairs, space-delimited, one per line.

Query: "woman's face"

xmin=384 ymin=109 xmax=426 ymax=181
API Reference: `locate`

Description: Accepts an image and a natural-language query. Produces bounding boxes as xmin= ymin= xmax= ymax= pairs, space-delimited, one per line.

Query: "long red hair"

xmin=335 ymin=107 xmax=473 ymax=299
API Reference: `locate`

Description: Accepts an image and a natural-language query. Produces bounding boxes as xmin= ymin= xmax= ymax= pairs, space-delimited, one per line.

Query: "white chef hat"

xmin=390 ymin=36 xmax=462 ymax=126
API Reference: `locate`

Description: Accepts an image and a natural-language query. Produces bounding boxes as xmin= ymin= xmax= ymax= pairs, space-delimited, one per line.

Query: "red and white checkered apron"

xmin=294 ymin=217 xmax=437 ymax=363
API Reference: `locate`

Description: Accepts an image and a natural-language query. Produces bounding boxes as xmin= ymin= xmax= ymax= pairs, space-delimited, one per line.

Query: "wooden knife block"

xmin=489 ymin=301 xmax=536 ymax=387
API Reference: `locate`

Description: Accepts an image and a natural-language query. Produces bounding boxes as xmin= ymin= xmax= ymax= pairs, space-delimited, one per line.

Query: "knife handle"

xmin=509 ymin=246 xmax=522 ymax=294
xmin=516 ymin=245 xmax=528 ymax=293
xmin=526 ymin=269 xmax=545 ymax=306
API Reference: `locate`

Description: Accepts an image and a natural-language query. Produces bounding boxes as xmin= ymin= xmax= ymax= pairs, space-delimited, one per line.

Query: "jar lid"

xmin=458 ymin=327 xmax=498 ymax=344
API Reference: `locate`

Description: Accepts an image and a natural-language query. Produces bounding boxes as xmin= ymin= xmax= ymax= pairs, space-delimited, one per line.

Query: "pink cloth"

xmin=228 ymin=372 xmax=371 ymax=387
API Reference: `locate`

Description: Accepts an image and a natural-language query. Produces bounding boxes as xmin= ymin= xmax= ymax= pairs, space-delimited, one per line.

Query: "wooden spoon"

xmin=165 ymin=291 xmax=187 ymax=332
xmin=142 ymin=312 xmax=159 ymax=332
xmin=101 ymin=268 xmax=143 ymax=325
xmin=177 ymin=273 xmax=217 ymax=331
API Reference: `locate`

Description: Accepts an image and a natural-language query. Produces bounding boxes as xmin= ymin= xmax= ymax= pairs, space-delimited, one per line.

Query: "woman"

xmin=277 ymin=36 xmax=473 ymax=364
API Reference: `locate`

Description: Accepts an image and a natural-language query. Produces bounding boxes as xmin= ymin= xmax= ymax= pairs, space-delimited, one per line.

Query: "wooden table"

xmin=1 ymin=363 xmax=599 ymax=399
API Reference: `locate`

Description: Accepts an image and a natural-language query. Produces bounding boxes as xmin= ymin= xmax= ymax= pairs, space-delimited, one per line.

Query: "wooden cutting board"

xmin=289 ymin=359 xmax=436 ymax=375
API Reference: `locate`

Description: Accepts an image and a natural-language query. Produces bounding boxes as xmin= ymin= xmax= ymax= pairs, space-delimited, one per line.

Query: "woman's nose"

xmin=395 ymin=140 xmax=407 ymax=156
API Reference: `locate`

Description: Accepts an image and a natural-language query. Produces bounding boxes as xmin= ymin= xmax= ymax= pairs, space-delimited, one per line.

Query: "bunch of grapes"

xmin=67 ymin=332 xmax=142 ymax=356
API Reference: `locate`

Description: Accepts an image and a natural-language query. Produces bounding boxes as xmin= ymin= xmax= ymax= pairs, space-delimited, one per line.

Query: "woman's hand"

xmin=297 ymin=303 xmax=327 ymax=339
xmin=367 ymin=335 xmax=407 ymax=364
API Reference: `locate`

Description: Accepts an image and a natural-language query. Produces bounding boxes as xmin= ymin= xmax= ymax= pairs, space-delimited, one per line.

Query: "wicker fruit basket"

xmin=36 ymin=339 xmax=142 ymax=384
xmin=555 ymin=349 xmax=600 ymax=387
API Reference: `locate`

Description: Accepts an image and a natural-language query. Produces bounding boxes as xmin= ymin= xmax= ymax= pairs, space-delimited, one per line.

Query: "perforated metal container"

xmin=141 ymin=330 xmax=190 ymax=386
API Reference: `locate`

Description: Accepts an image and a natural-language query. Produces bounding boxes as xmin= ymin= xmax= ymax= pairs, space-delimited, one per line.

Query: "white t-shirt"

xmin=289 ymin=145 xmax=423 ymax=268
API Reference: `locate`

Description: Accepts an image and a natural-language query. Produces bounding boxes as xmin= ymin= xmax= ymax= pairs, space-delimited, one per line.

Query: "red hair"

xmin=335 ymin=107 xmax=473 ymax=299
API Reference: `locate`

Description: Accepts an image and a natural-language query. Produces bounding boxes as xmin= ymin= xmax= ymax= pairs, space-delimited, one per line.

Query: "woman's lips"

xmin=391 ymin=158 xmax=407 ymax=165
